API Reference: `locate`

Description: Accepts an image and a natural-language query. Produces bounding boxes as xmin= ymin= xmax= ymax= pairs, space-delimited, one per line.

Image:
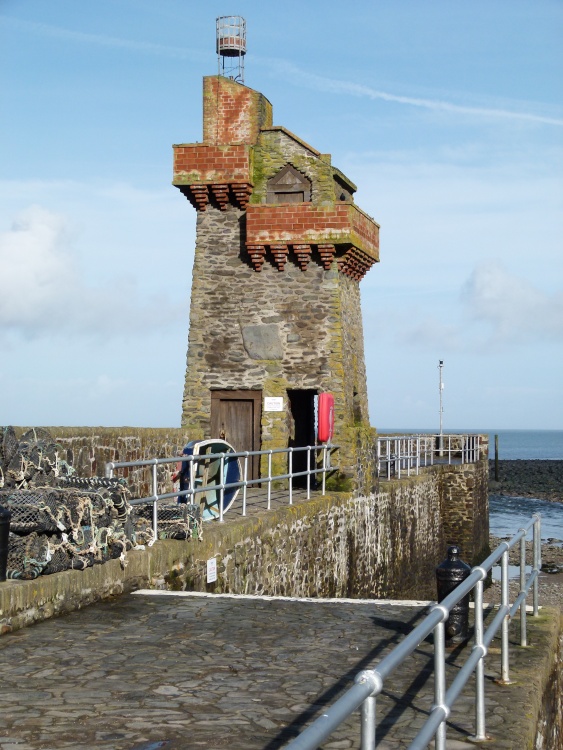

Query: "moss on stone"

xmin=325 ymin=472 xmax=354 ymax=492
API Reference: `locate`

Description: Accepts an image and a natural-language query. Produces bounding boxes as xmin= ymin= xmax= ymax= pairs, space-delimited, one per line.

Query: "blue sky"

xmin=1 ymin=0 xmax=562 ymax=430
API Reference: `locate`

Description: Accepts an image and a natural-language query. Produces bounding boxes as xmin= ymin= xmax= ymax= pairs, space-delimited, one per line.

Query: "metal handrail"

xmin=106 ymin=444 xmax=339 ymax=541
xmin=283 ymin=514 xmax=541 ymax=750
xmin=377 ymin=434 xmax=482 ymax=479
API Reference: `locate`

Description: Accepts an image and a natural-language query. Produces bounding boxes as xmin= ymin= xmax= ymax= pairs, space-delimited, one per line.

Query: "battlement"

xmin=245 ymin=202 xmax=379 ymax=277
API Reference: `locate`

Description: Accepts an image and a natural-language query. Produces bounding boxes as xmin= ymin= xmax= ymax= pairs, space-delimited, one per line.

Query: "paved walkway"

xmin=0 ymin=590 xmax=556 ymax=750
xmin=226 ymin=487 xmax=315 ymax=518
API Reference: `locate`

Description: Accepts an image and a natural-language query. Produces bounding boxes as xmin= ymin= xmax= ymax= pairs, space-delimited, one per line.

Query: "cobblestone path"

xmin=0 ymin=592 xmax=555 ymax=750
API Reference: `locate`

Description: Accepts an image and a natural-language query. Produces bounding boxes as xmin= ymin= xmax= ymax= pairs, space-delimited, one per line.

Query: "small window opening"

xmin=267 ymin=164 xmax=311 ymax=203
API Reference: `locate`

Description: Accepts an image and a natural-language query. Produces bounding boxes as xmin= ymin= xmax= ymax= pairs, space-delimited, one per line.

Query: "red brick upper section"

xmin=172 ymin=77 xmax=380 ymax=278
xmin=245 ymin=203 xmax=380 ymax=262
xmin=203 ymin=76 xmax=273 ymax=145
xmin=173 ymin=144 xmax=251 ymax=184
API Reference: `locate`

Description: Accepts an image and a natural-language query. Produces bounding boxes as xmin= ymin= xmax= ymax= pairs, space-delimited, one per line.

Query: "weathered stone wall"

xmin=181 ymin=204 xmax=370 ymax=477
xmin=251 ymin=128 xmax=334 ymax=205
xmin=439 ymin=461 xmax=490 ymax=566
xmin=180 ymin=476 xmax=445 ymax=600
xmin=9 ymin=428 xmax=487 ymax=566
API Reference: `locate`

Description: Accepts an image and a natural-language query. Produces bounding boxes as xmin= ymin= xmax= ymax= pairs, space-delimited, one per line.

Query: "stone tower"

xmin=173 ymin=76 xmax=379 ymax=484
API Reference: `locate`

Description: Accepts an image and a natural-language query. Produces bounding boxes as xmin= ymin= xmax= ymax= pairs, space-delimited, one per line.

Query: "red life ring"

xmin=318 ymin=392 xmax=334 ymax=443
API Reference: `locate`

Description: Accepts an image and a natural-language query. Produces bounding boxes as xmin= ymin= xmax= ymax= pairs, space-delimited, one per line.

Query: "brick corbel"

xmin=270 ymin=244 xmax=289 ymax=271
xmin=247 ymin=244 xmax=266 ymax=272
xmin=179 ymin=184 xmax=209 ymax=211
xmin=317 ymin=243 xmax=336 ymax=270
xmin=243 ymin=240 xmax=375 ymax=279
xmin=293 ymin=244 xmax=312 ymax=271
xmin=210 ymin=184 xmax=230 ymax=210
xmin=338 ymin=247 xmax=373 ymax=280
xmin=231 ymin=183 xmax=253 ymax=209
xmin=178 ymin=182 xmax=253 ymax=211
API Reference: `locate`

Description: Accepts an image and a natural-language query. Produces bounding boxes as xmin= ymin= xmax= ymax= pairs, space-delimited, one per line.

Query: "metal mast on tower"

xmin=216 ymin=16 xmax=246 ymax=84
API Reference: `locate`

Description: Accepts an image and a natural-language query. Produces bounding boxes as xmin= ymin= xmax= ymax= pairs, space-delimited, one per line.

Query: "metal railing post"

xmin=152 ymin=461 xmax=158 ymax=543
xmin=434 ymin=619 xmax=447 ymax=750
xmin=533 ymin=514 xmax=541 ymax=616
xmin=185 ymin=455 xmax=194 ymax=505
xmin=219 ymin=454 xmax=225 ymax=523
xmin=376 ymin=439 xmax=381 ymax=478
xmin=267 ymin=450 xmax=273 ymax=510
xmin=519 ymin=534 xmax=527 ymax=647
xmin=322 ymin=446 xmax=327 ymax=495
xmin=289 ymin=448 xmax=293 ymax=505
xmin=472 ymin=578 xmax=487 ymax=742
xmin=360 ymin=696 xmax=376 ymax=750
xmin=500 ymin=549 xmax=511 ymax=683
xmin=306 ymin=446 xmax=311 ymax=500
xmin=242 ymin=452 xmax=249 ymax=517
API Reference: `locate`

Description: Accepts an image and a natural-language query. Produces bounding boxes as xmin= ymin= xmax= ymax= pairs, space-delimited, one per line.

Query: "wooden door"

xmin=210 ymin=390 xmax=262 ymax=479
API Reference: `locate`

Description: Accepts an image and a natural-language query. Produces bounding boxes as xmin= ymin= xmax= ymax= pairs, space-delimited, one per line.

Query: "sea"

xmin=378 ymin=429 xmax=563 ymax=460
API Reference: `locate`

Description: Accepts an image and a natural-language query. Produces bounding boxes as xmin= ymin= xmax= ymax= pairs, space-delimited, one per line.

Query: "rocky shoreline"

xmin=487 ymin=460 xmax=563 ymax=608
xmin=488 ymin=459 xmax=563 ymax=502
xmin=487 ymin=536 xmax=563 ymax=610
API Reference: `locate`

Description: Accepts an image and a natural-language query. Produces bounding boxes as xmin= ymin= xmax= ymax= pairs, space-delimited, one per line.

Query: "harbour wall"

xmin=1 ymin=444 xmax=489 ymax=633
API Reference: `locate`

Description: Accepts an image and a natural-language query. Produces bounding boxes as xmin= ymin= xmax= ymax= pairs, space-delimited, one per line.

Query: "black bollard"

xmin=0 ymin=505 xmax=11 ymax=582
xmin=436 ymin=545 xmax=472 ymax=645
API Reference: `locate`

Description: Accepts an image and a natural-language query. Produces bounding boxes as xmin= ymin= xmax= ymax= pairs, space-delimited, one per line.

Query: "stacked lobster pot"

xmin=134 ymin=501 xmax=201 ymax=542
xmin=0 ymin=427 xmax=158 ymax=580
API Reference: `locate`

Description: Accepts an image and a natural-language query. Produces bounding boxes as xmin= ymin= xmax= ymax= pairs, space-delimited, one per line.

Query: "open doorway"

xmin=287 ymin=389 xmax=317 ymax=488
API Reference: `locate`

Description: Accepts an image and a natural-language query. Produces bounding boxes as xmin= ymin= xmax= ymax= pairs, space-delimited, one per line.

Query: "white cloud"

xmin=0 ymin=206 xmax=74 ymax=330
xmin=0 ymin=205 xmax=186 ymax=340
xmin=374 ymin=262 xmax=563 ymax=354
xmin=462 ymin=262 xmax=563 ymax=345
